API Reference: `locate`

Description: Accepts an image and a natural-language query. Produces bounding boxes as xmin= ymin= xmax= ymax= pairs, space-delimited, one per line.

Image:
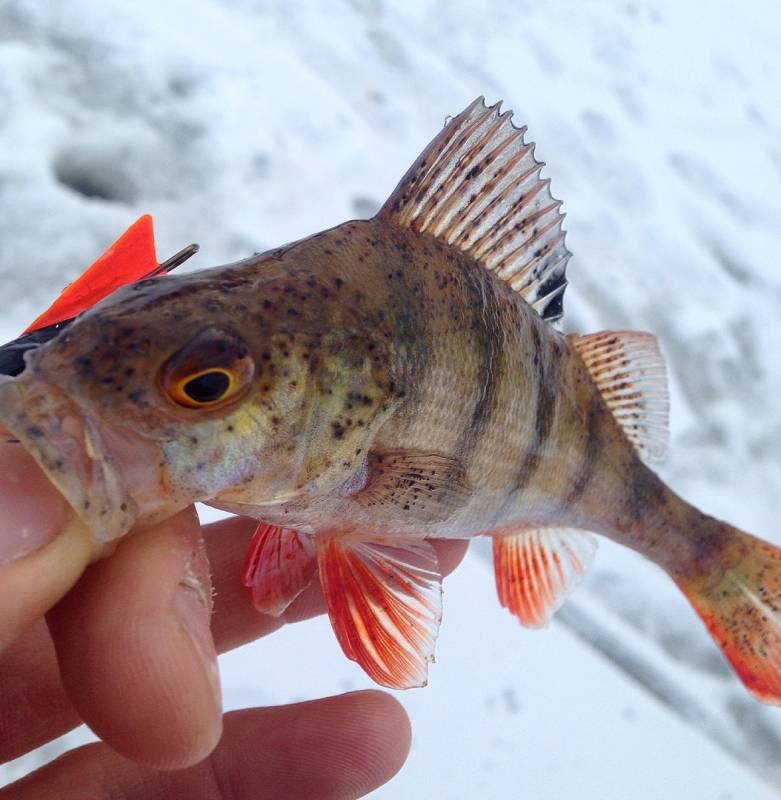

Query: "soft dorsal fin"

xmin=378 ymin=97 xmax=570 ymax=323
xmin=570 ymin=331 xmax=669 ymax=464
xmin=493 ymin=527 xmax=597 ymax=628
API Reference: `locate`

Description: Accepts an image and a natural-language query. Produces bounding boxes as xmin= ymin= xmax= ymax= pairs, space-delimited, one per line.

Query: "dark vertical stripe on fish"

xmin=562 ymin=395 xmax=603 ymax=509
xmin=453 ymin=267 xmax=504 ymax=465
xmin=380 ymin=225 xmax=432 ymax=408
xmin=513 ymin=320 xmax=560 ymax=492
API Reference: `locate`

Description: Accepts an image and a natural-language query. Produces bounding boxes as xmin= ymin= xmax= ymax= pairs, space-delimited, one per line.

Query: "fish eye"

xmin=173 ymin=368 xmax=235 ymax=407
xmin=161 ymin=328 xmax=254 ymax=410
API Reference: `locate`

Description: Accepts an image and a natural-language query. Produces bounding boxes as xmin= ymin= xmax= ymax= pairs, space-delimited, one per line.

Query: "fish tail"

xmin=674 ymin=522 xmax=781 ymax=704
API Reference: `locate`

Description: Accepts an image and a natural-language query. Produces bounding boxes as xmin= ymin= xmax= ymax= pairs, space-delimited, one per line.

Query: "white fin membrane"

xmin=569 ymin=330 xmax=669 ymax=464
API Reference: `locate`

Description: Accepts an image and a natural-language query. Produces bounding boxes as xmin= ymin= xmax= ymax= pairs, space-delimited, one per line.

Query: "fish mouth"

xmin=0 ymin=374 xmax=165 ymax=543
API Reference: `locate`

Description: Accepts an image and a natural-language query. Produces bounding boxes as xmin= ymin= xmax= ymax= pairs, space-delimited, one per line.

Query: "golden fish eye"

xmin=172 ymin=368 xmax=237 ymax=408
xmin=160 ymin=327 xmax=255 ymax=411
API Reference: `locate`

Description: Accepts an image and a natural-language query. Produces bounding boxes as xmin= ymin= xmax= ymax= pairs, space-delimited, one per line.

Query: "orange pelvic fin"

xmin=242 ymin=523 xmax=316 ymax=617
xmin=677 ymin=530 xmax=781 ymax=705
xmin=24 ymin=215 xmax=158 ymax=333
xmin=493 ymin=528 xmax=597 ymax=628
xmin=316 ymin=538 xmax=442 ymax=689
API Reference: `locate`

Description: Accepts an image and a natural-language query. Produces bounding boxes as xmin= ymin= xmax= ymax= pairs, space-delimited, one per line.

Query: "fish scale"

xmin=2 ymin=97 xmax=781 ymax=702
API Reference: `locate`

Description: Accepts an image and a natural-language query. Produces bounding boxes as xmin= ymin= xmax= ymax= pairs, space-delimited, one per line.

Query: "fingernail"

xmin=174 ymin=541 xmax=222 ymax=712
xmin=0 ymin=442 xmax=69 ymax=563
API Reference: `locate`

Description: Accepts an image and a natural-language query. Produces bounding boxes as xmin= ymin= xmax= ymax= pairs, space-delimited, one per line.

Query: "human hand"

xmin=0 ymin=441 xmax=468 ymax=798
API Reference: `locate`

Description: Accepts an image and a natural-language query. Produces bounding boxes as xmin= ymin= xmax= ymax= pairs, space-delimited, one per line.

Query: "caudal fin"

xmin=678 ymin=529 xmax=781 ymax=704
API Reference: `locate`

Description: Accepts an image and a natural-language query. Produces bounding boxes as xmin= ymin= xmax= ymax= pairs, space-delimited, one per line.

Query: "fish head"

xmin=0 ymin=266 xmax=391 ymax=542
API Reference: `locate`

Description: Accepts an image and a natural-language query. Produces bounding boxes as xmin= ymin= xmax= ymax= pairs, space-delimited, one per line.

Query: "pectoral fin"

xmin=493 ymin=527 xmax=597 ymax=628
xmin=242 ymin=523 xmax=317 ymax=616
xmin=316 ymin=538 xmax=443 ymax=689
xmin=355 ymin=449 xmax=472 ymax=522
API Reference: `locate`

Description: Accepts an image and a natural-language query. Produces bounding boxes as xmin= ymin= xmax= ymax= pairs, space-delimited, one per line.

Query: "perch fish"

xmin=2 ymin=98 xmax=780 ymax=701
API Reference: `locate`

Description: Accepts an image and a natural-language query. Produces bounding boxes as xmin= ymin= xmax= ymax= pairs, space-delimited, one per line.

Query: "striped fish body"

xmin=263 ymin=219 xmax=643 ymax=543
xmin=2 ymin=98 xmax=781 ymax=701
xmin=246 ymin=219 xmax=686 ymax=571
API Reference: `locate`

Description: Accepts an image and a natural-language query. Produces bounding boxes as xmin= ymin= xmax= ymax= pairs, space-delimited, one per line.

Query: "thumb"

xmin=0 ymin=442 xmax=92 ymax=651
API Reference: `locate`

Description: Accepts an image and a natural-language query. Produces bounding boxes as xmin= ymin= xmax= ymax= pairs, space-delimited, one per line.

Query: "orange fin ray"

xmin=316 ymin=538 xmax=442 ymax=689
xmin=24 ymin=215 xmax=158 ymax=333
xmin=242 ymin=523 xmax=316 ymax=617
xmin=493 ymin=527 xmax=597 ymax=628
xmin=678 ymin=531 xmax=781 ymax=705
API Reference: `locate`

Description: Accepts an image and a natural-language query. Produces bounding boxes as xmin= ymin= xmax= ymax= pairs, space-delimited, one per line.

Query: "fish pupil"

xmin=183 ymin=371 xmax=230 ymax=403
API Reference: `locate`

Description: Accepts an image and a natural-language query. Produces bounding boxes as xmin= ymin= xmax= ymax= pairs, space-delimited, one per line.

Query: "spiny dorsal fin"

xmin=570 ymin=331 xmax=669 ymax=464
xmin=378 ymin=97 xmax=570 ymax=323
xmin=493 ymin=527 xmax=597 ymax=628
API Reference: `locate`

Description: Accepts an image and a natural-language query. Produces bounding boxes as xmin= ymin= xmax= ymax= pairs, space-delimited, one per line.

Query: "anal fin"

xmin=242 ymin=523 xmax=316 ymax=616
xmin=493 ymin=527 xmax=597 ymax=628
xmin=569 ymin=330 xmax=669 ymax=464
xmin=316 ymin=538 xmax=442 ymax=689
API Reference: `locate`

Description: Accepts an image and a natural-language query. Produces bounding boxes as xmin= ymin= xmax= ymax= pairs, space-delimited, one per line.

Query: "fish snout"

xmin=0 ymin=374 xmax=144 ymax=542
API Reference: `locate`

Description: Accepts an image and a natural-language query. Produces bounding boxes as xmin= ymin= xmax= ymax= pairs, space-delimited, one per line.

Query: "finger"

xmin=47 ymin=507 xmax=222 ymax=769
xmin=205 ymin=515 xmax=470 ymax=652
xmin=0 ymin=619 xmax=79 ymax=764
xmin=5 ymin=691 xmax=411 ymax=800
xmin=0 ymin=443 xmax=92 ymax=651
xmin=1 ymin=516 xmax=468 ymax=763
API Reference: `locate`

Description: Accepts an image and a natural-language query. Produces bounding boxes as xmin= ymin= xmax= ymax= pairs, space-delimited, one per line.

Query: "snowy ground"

xmin=1 ymin=0 xmax=780 ymax=796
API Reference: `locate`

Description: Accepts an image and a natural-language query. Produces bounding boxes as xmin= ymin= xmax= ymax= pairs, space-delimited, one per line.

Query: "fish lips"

xmin=0 ymin=374 xmax=150 ymax=543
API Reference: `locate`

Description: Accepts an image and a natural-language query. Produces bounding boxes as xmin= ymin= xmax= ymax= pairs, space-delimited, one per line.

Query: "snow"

xmin=1 ymin=0 xmax=780 ymax=795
